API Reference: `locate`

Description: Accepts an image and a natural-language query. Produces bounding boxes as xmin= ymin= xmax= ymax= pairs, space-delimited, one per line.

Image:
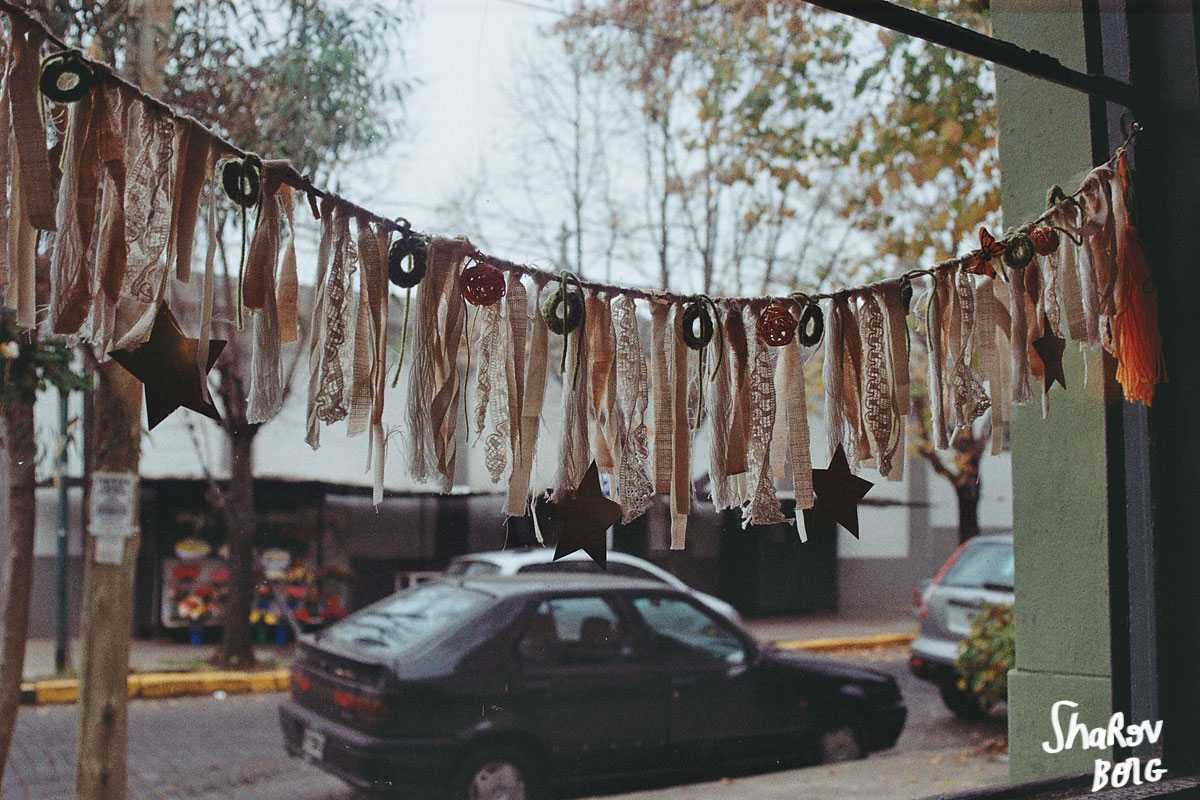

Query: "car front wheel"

xmin=450 ymin=745 xmax=535 ymax=800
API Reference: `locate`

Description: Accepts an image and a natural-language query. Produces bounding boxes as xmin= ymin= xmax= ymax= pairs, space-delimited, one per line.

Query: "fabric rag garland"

xmin=0 ymin=7 xmax=1166 ymax=557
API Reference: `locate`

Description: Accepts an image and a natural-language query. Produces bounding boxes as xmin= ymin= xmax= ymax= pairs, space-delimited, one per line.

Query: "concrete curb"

xmin=18 ymin=668 xmax=291 ymax=705
xmin=773 ymin=632 xmax=917 ymax=652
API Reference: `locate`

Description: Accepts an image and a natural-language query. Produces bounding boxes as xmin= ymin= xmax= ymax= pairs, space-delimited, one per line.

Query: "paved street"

xmin=3 ymin=647 xmax=1008 ymax=800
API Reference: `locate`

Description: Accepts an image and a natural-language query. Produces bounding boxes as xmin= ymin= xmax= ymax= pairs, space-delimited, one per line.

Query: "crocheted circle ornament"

xmin=40 ymin=50 xmax=93 ymax=104
xmin=1029 ymin=226 xmax=1061 ymax=256
xmin=541 ymin=284 xmax=584 ymax=335
xmin=221 ymin=156 xmax=262 ymax=208
xmin=757 ymin=302 xmax=798 ymax=346
xmin=1003 ymin=233 xmax=1036 ymax=269
xmin=680 ymin=301 xmax=714 ymax=350
xmin=387 ymin=222 xmax=427 ymax=289
xmin=461 ymin=262 xmax=506 ymax=306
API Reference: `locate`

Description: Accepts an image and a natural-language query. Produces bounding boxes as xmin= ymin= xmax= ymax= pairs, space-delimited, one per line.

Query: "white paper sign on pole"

xmin=93 ymin=536 xmax=125 ymax=565
xmin=88 ymin=472 xmax=137 ymax=538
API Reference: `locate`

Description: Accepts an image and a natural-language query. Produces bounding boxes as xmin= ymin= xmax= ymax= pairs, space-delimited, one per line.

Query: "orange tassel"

xmin=1111 ymin=152 xmax=1166 ymax=406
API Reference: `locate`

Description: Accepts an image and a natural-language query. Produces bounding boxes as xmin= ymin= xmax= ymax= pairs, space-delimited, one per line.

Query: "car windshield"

xmin=320 ymin=582 xmax=491 ymax=652
xmin=939 ymin=541 xmax=1014 ymax=590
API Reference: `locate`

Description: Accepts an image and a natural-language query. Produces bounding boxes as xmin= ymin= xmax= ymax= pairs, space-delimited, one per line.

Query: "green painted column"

xmin=992 ymin=0 xmax=1114 ymax=782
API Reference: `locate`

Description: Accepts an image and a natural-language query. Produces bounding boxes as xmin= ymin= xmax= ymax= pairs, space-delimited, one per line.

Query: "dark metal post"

xmin=54 ymin=387 xmax=70 ymax=673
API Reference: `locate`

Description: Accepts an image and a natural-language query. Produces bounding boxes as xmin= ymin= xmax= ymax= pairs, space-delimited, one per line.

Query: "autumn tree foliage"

xmin=559 ymin=0 xmax=1000 ymax=539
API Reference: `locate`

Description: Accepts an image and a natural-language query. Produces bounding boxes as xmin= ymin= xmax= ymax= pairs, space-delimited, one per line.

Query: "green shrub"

xmin=955 ymin=602 xmax=1014 ymax=711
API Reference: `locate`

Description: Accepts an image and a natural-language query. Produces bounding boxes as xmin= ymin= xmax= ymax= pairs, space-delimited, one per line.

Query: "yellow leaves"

xmin=940 ymin=118 xmax=964 ymax=145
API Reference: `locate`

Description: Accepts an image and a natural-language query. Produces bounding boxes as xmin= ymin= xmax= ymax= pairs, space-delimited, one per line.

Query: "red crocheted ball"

xmin=461 ymin=263 xmax=506 ymax=306
xmin=757 ymin=303 xmax=797 ymax=347
xmin=1029 ymin=226 xmax=1061 ymax=256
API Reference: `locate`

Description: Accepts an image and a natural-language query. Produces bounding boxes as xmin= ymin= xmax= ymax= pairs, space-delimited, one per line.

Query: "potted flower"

xmin=177 ymin=586 xmax=216 ymax=646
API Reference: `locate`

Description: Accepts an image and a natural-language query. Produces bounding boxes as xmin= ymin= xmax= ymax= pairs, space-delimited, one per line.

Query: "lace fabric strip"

xmin=122 ymin=100 xmax=176 ymax=316
xmin=782 ymin=322 xmax=814 ymax=536
xmin=836 ymin=296 xmax=869 ymax=466
xmin=473 ymin=299 xmax=511 ymax=483
xmin=611 ymin=294 xmax=653 ymax=523
xmin=951 ymin=269 xmax=991 ymax=436
xmin=860 ymin=293 xmax=898 ymax=478
xmin=304 ymin=195 xmax=337 ymax=450
xmin=742 ymin=305 xmax=785 ymax=528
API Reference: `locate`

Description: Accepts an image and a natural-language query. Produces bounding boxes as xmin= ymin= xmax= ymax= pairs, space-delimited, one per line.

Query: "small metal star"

xmin=1032 ymin=316 xmax=1067 ymax=394
xmin=809 ymin=444 xmax=874 ymax=539
xmin=109 ymin=304 xmax=226 ymax=430
xmin=534 ymin=462 xmax=621 ymax=569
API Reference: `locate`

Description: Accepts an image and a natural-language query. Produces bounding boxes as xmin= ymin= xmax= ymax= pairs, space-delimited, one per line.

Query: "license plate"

xmin=301 ymin=727 xmax=326 ymax=762
xmin=947 ymin=605 xmax=977 ymax=635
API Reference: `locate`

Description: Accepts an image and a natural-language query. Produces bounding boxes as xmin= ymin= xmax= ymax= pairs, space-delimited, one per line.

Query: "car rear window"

xmin=321 ymin=582 xmax=491 ymax=653
xmin=939 ymin=541 xmax=1014 ymax=590
xmin=445 ymin=559 xmax=500 ymax=576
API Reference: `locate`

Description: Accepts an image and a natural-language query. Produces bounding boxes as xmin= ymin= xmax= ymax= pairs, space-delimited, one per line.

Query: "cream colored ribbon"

xmin=554 ymin=293 xmax=592 ymax=500
xmin=586 ymin=294 xmax=616 ymax=472
xmin=49 ymin=88 xmax=96 ymax=334
xmin=782 ymin=317 xmax=814 ymax=539
xmin=990 ymin=278 xmax=1013 ymax=455
xmin=670 ymin=304 xmax=690 ymax=549
xmin=276 ymin=187 xmax=299 ymax=344
xmin=1009 ymin=263 xmax=1033 ymax=405
xmin=7 ymin=16 xmax=55 ymax=231
xmin=823 ymin=297 xmax=846 ymax=460
xmin=406 ymin=235 xmax=471 ymax=491
xmin=926 ymin=275 xmax=949 ymax=450
xmin=505 ymin=274 xmax=528 ymax=461
xmin=168 ymin=119 xmax=210 ymax=282
xmin=369 ymin=224 xmax=391 ymax=505
xmin=504 ymin=277 xmax=549 ymax=519
xmin=650 ymin=301 xmax=674 ymax=494
xmin=707 ymin=305 xmax=734 ymax=510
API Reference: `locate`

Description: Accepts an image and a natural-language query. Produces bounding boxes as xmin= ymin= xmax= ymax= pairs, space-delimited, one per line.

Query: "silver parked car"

xmin=445 ymin=547 xmax=742 ymax=623
xmin=908 ymin=533 xmax=1013 ymax=718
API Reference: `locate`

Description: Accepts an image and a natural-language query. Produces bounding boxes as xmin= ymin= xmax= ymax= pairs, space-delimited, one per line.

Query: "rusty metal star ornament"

xmin=1032 ymin=316 xmax=1067 ymax=394
xmin=534 ymin=462 xmax=621 ymax=569
xmin=809 ymin=444 xmax=874 ymax=539
xmin=109 ymin=304 xmax=226 ymax=430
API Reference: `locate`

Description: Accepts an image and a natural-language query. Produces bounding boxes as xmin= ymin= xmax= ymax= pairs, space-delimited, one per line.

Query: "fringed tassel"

xmin=1110 ymin=151 xmax=1166 ymax=405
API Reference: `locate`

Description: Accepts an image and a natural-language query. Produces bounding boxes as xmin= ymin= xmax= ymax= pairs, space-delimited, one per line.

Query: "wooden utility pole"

xmin=75 ymin=3 xmax=170 ymax=798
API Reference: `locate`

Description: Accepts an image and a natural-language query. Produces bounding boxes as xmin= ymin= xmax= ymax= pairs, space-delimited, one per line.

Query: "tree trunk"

xmin=76 ymin=360 xmax=143 ymax=800
xmin=956 ymin=478 xmax=981 ymax=544
xmin=0 ymin=402 xmax=36 ymax=781
xmin=216 ymin=371 xmax=258 ymax=667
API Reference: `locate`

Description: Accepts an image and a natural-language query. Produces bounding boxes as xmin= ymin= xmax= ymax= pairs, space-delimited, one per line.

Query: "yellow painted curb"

xmin=35 ymin=678 xmax=78 ymax=704
xmin=774 ymin=632 xmax=917 ymax=652
xmin=23 ymin=667 xmax=293 ymax=705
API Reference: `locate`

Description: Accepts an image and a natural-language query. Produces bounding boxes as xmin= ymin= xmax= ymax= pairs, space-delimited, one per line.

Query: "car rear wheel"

xmin=450 ymin=745 xmax=535 ymax=800
xmin=813 ymin=712 xmax=864 ymax=764
xmin=940 ymin=680 xmax=988 ymax=719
